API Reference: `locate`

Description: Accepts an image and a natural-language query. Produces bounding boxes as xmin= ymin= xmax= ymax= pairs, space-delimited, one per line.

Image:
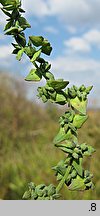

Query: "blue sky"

xmin=0 ymin=0 xmax=100 ymax=107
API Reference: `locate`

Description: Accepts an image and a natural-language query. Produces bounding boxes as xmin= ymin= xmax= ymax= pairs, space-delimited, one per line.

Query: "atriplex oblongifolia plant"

xmin=0 ymin=0 xmax=96 ymax=200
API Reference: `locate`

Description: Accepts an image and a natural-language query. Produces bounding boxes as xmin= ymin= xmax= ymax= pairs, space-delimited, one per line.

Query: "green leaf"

xmin=18 ymin=17 xmax=31 ymax=30
xmin=56 ymin=93 xmax=66 ymax=104
xmin=36 ymin=184 xmax=46 ymax=190
xmin=15 ymin=32 xmax=26 ymax=47
xmin=19 ymin=8 xmax=25 ymax=13
xmin=24 ymin=46 xmax=36 ymax=58
xmin=72 ymin=152 xmax=79 ymax=159
xmin=29 ymin=36 xmax=44 ymax=47
xmin=35 ymin=186 xmax=44 ymax=197
xmin=79 ymin=85 xmax=86 ymax=92
xmin=5 ymin=26 xmax=21 ymax=35
xmin=85 ymin=86 xmax=93 ymax=94
xmin=3 ymin=5 xmax=14 ymax=11
xmin=49 ymin=91 xmax=56 ymax=100
xmin=73 ymin=114 xmax=88 ymax=129
xmin=16 ymin=48 xmax=24 ymax=61
xmin=42 ymin=44 xmax=52 ymax=56
xmin=68 ymin=176 xmax=86 ymax=191
xmin=47 ymin=184 xmax=56 ymax=196
xmin=53 ymin=127 xmax=72 ymax=144
xmin=45 ymin=72 xmax=54 ymax=80
xmin=45 ymin=62 xmax=51 ymax=71
xmin=54 ymin=165 xmax=66 ymax=176
xmin=55 ymin=143 xmax=73 ymax=154
xmin=0 ymin=0 xmax=16 ymax=6
xmin=68 ymin=123 xmax=77 ymax=134
xmin=41 ymin=38 xmax=52 ymax=55
xmin=1 ymin=8 xmax=11 ymax=17
xmin=47 ymin=80 xmax=69 ymax=90
xmin=28 ymin=182 xmax=36 ymax=190
xmin=85 ymin=182 xmax=94 ymax=190
xmin=68 ymin=88 xmax=77 ymax=98
xmin=22 ymin=190 xmax=31 ymax=199
xmin=25 ymin=68 xmax=42 ymax=82
xmin=84 ymin=146 xmax=95 ymax=156
xmin=4 ymin=21 xmax=12 ymax=31
xmin=80 ymin=143 xmax=88 ymax=151
xmin=41 ymin=95 xmax=48 ymax=103
xmin=70 ymin=96 xmax=87 ymax=115
xmin=58 ymin=141 xmax=75 ymax=149
xmin=37 ymin=57 xmax=45 ymax=63
xmin=31 ymin=192 xmax=38 ymax=200
xmin=71 ymin=170 xmax=77 ymax=178
xmin=12 ymin=43 xmax=21 ymax=54
xmin=72 ymin=158 xmax=83 ymax=176
xmin=30 ymin=50 xmax=41 ymax=63
xmin=57 ymin=173 xmax=63 ymax=181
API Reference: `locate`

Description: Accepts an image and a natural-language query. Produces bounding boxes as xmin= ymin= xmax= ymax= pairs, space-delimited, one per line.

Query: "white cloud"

xmin=84 ymin=29 xmax=100 ymax=46
xmin=64 ymin=37 xmax=91 ymax=53
xmin=44 ymin=26 xmax=58 ymax=34
xmin=0 ymin=44 xmax=14 ymax=67
xmin=64 ymin=29 xmax=100 ymax=53
xmin=22 ymin=0 xmax=49 ymax=17
xmin=0 ymin=33 xmax=5 ymax=40
xmin=22 ymin=0 xmax=100 ymax=29
xmin=47 ymin=0 xmax=90 ymax=26
xmin=51 ymin=56 xmax=100 ymax=75
xmin=0 ymin=44 xmax=13 ymax=59
xmin=66 ymin=26 xmax=77 ymax=34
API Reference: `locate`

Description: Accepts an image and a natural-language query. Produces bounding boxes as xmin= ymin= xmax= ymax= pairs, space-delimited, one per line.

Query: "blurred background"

xmin=0 ymin=0 xmax=100 ymax=199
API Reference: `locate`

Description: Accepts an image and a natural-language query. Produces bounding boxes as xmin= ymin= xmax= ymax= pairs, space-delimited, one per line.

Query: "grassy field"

xmin=0 ymin=73 xmax=100 ymax=200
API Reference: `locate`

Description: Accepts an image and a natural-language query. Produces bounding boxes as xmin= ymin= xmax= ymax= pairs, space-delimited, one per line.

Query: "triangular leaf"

xmin=73 ymin=114 xmax=88 ymax=129
xmin=72 ymin=158 xmax=83 ymax=176
xmin=56 ymin=141 xmax=75 ymax=149
xmin=53 ymin=128 xmax=72 ymax=144
xmin=56 ymin=93 xmax=66 ymax=103
xmin=18 ymin=17 xmax=31 ymax=29
xmin=42 ymin=44 xmax=52 ymax=55
xmin=68 ymin=176 xmax=86 ymax=191
xmin=4 ymin=21 xmax=12 ymax=31
xmin=55 ymin=143 xmax=73 ymax=154
xmin=29 ymin=36 xmax=44 ymax=47
xmin=41 ymin=38 xmax=52 ymax=55
xmin=25 ymin=69 xmax=42 ymax=82
xmin=47 ymin=80 xmax=69 ymax=90
xmin=70 ymin=96 xmax=87 ymax=115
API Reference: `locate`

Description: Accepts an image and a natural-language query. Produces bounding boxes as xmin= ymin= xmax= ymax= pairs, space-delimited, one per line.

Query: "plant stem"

xmin=56 ymin=166 xmax=71 ymax=194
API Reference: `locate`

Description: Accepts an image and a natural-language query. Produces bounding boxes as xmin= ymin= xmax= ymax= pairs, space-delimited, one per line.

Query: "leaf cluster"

xmin=23 ymin=183 xmax=59 ymax=200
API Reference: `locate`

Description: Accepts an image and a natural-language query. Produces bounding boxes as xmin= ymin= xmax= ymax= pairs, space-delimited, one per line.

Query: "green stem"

xmin=56 ymin=166 xmax=71 ymax=194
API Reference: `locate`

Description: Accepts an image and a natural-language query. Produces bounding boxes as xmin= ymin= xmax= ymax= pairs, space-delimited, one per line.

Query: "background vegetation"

xmin=0 ymin=72 xmax=100 ymax=200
